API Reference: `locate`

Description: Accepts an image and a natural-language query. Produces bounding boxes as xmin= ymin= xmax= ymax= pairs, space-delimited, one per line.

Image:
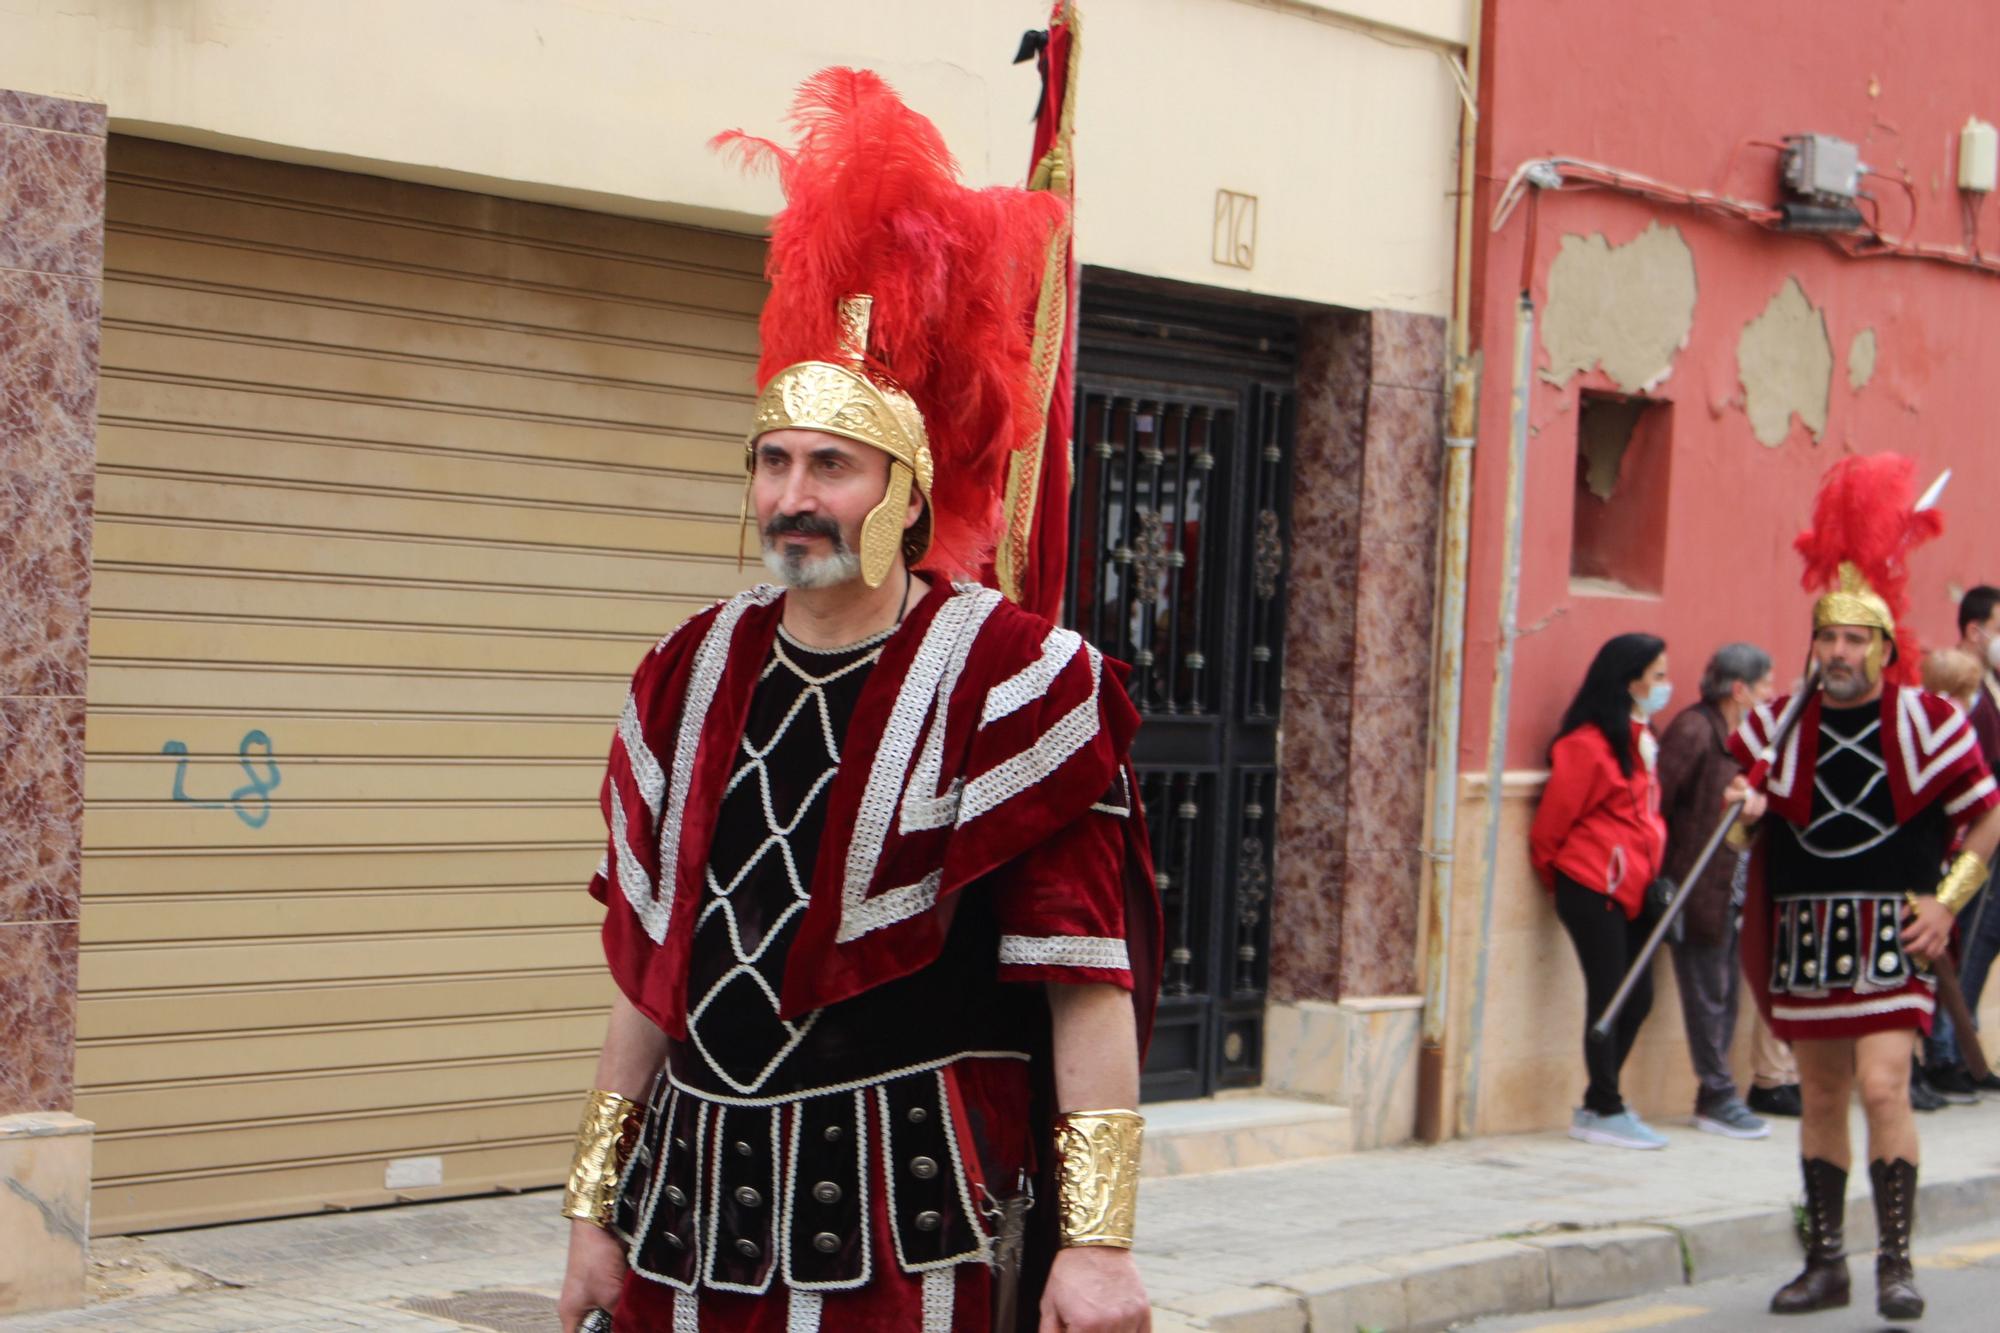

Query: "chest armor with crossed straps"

xmin=612 ymin=629 xmax=1038 ymax=1296
xmin=1763 ymin=700 xmax=1947 ymax=997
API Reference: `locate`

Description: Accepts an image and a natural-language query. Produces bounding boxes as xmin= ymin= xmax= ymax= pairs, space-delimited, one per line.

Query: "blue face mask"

xmin=1635 ymin=681 xmax=1673 ymax=717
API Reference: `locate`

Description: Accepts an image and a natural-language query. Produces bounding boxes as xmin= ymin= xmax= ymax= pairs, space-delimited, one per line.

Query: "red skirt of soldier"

xmin=1765 ymin=978 xmax=1935 ymax=1041
xmin=611 ymin=1055 xmax=1036 ymax=1332
xmin=1742 ymin=855 xmax=1935 ymax=1041
xmin=615 ymin=1214 xmax=991 ymax=1331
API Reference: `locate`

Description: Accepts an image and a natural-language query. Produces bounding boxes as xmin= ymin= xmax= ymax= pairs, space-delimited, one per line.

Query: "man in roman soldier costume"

xmin=555 ymin=69 xmax=1160 ymax=1333
xmin=1725 ymin=454 xmax=2000 ymax=1321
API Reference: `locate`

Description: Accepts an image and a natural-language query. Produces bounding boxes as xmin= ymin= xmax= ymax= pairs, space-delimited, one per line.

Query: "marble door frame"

xmin=0 ymin=87 xmax=105 ymax=1315
xmin=1269 ymin=309 xmax=1448 ymax=1005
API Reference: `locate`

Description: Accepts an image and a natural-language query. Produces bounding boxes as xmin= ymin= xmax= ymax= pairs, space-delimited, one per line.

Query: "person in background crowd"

xmin=1742 ymin=659 xmax=1809 ymax=1121
xmin=1531 ymin=633 xmax=1673 ymax=1150
xmin=1747 ymin=1009 xmax=1804 ymax=1117
xmin=1954 ymin=585 xmax=2000 ymax=751
xmin=1902 ymin=649 xmax=1983 ymax=1109
xmin=1923 ymin=646 xmax=1982 ymax=713
xmin=1922 ymin=591 xmax=2000 ymax=1099
xmin=1659 ymin=643 xmax=1776 ymax=1140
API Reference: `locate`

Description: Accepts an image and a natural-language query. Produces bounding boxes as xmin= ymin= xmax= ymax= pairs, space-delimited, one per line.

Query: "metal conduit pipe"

xmin=1413 ymin=0 xmax=1484 ymax=1145
xmin=1456 ymin=289 xmax=1535 ymax=1137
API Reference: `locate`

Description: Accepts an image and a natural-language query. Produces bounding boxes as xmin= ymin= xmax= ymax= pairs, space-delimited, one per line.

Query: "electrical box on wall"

xmin=1959 ymin=118 xmax=1998 ymax=192
xmin=1783 ymin=134 xmax=1861 ymax=202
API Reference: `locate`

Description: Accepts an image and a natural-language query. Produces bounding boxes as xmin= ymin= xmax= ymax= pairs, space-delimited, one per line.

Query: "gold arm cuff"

xmin=1053 ymin=1108 xmax=1144 ymax=1249
xmin=1936 ymin=849 xmax=1990 ymax=916
xmin=561 ymin=1089 xmax=642 ymax=1227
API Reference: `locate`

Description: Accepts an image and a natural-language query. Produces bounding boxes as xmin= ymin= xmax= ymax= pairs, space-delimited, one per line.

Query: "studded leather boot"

xmin=1870 ymin=1157 xmax=1924 ymax=1319
xmin=1770 ymin=1157 xmax=1850 ymax=1314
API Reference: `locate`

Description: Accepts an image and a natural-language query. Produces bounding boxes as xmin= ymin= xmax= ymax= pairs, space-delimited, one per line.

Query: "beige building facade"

xmin=0 ymin=0 xmax=1467 ymax=1312
xmin=8 ymin=0 xmax=1463 ymax=310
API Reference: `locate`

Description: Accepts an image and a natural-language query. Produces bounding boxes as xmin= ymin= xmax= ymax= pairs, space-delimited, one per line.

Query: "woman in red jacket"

xmin=1531 ymin=633 xmax=1673 ymax=1150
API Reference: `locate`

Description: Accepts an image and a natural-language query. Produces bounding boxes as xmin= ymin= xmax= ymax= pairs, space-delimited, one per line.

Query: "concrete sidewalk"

xmin=1143 ymin=1099 xmax=2000 ymax=1330
xmin=6 ymin=1101 xmax=2000 ymax=1332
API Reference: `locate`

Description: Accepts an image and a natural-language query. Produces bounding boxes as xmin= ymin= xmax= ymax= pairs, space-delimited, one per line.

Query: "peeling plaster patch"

xmin=1540 ymin=223 xmax=1698 ymax=392
xmin=1849 ymin=328 xmax=1878 ymax=391
xmin=1737 ymin=278 xmax=1833 ymax=447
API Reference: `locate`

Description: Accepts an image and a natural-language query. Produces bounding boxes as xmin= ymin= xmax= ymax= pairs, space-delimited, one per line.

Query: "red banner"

xmin=996 ymin=1 xmax=1079 ymax=621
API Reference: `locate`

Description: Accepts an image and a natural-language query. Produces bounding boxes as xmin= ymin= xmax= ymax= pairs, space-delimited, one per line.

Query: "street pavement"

xmin=1465 ymin=1217 xmax=2000 ymax=1332
xmin=4 ymin=1098 xmax=2000 ymax=1330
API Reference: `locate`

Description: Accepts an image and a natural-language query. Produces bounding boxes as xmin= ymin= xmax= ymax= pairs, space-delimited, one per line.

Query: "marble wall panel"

xmin=0 ymin=699 xmax=84 ymax=925
xmin=1296 ymin=306 xmax=1376 ymax=446
xmin=1344 ymin=699 xmax=1431 ymax=853
xmin=0 ymin=270 xmax=101 ymax=476
xmin=1270 ymin=686 xmax=1352 ymax=1003
xmin=0 ymin=93 xmax=107 ymax=137
xmin=1278 ymin=688 xmax=1353 ymax=835
xmin=0 ymin=89 xmax=101 ymax=1132
xmin=1282 ymin=518 xmax=1359 ymax=695
xmin=1336 ymin=996 xmax=1423 ymax=1148
xmin=1285 ymin=316 xmax=1364 ymax=692
xmin=1262 ymin=1000 xmax=1346 ymax=1101
xmin=0 ymin=469 xmax=94 ymax=699
xmin=1369 ymin=309 xmax=1448 ymax=394
xmin=1350 ymin=539 xmax=1440 ymax=699
xmin=1271 ymin=311 xmax=1373 ymax=1004
xmin=0 ymin=123 xmax=105 ymax=278
xmin=1338 ymin=848 xmax=1423 ymax=996
xmin=1299 ymin=305 xmax=1448 ymax=1007
xmin=0 ymin=1113 xmax=90 ymax=1314
xmin=1358 ymin=384 xmax=1444 ymax=548
xmin=1274 ymin=306 xmax=1453 ymax=1007
xmin=0 ymin=923 xmax=78 ymax=1113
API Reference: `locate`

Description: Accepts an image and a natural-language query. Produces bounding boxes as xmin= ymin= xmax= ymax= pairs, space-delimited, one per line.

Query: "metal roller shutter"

xmin=79 ymin=138 xmax=761 ymax=1233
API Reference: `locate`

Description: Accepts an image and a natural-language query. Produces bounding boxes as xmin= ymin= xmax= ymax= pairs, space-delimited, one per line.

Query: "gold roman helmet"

xmin=719 ymin=69 xmax=1062 ymax=589
xmin=747 ymin=295 xmax=935 ymax=589
xmin=1812 ymin=562 xmax=1896 ymax=682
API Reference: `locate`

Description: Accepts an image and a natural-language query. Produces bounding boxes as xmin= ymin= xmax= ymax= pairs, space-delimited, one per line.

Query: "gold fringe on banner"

xmin=998 ymin=1 xmax=1081 ymax=604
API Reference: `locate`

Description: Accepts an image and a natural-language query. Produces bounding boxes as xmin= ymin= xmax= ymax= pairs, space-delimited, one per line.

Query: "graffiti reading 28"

xmin=163 ymin=730 xmax=283 ymax=829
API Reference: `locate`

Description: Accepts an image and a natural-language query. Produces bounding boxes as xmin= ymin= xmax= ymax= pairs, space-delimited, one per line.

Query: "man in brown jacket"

xmin=1660 ymin=643 xmax=1776 ymax=1138
xmin=1922 ymin=586 xmax=2000 ymax=1097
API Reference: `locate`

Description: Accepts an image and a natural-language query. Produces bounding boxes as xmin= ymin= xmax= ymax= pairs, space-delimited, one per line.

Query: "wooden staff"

xmin=1590 ymin=671 xmax=1821 ymax=1044
xmin=1928 ymin=950 xmax=1993 ymax=1082
xmin=1905 ymin=885 xmax=1995 ymax=1082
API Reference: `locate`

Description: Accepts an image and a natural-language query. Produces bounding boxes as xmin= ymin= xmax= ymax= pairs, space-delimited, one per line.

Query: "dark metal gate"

xmin=1064 ymin=283 xmax=1297 ymax=1101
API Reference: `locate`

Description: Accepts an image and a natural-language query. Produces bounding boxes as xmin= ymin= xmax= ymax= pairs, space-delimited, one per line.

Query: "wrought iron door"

xmin=1065 ymin=285 xmax=1297 ymax=1101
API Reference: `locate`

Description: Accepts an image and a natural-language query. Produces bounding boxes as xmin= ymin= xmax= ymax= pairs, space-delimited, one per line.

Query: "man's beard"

xmin=761 ymin=512 xmax=861 ymax=589
xmin=1821 ymin=662 xmax=1871 ymax=702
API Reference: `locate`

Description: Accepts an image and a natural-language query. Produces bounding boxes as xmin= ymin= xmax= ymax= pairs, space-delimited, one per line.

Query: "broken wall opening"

xmin=1570 ymin=391 xmax=1673 ymax=596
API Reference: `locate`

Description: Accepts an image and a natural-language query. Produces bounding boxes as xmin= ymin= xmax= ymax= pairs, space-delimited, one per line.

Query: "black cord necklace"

xmin=896 ymin=565 xmax=913 ymax=626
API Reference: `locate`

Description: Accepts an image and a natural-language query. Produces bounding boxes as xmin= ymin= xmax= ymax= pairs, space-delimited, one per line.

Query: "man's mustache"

xmin=764 ymin=512 xmax=845 ymax=547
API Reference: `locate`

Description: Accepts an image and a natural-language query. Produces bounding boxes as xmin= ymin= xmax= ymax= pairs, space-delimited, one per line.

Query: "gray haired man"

xmin=1657 ymin=643 xmax=1777 ymax=1138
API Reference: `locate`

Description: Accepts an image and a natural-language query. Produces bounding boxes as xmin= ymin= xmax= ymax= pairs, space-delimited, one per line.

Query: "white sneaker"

xmin=1569 ymin=1108 xmax=1668 ymax=1150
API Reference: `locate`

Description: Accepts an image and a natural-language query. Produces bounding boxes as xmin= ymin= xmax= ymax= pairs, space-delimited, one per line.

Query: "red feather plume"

xmin=714 ymin=69 xmax=1066 ymax=578
xmin=1793 ymin=453 xmax=1944 ymax=684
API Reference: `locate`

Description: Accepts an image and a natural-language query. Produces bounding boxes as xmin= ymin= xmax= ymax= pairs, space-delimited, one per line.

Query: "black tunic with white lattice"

xmin=670 ymin=626 xmax=1040 ymax=1102
xmin=1763 ymin=699 xmax=1949 ymax=901
xmin=678 ymin=626 xmax=884 ymax=1096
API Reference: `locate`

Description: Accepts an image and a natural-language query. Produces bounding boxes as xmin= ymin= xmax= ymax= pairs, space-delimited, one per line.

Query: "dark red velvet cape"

xmin=590 ymin=578 xmax=1161 ymax=1056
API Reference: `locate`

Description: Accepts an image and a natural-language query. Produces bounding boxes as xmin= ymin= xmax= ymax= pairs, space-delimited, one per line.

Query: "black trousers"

xmin=1553 ymin=872 xmax=1654 ymax=1116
